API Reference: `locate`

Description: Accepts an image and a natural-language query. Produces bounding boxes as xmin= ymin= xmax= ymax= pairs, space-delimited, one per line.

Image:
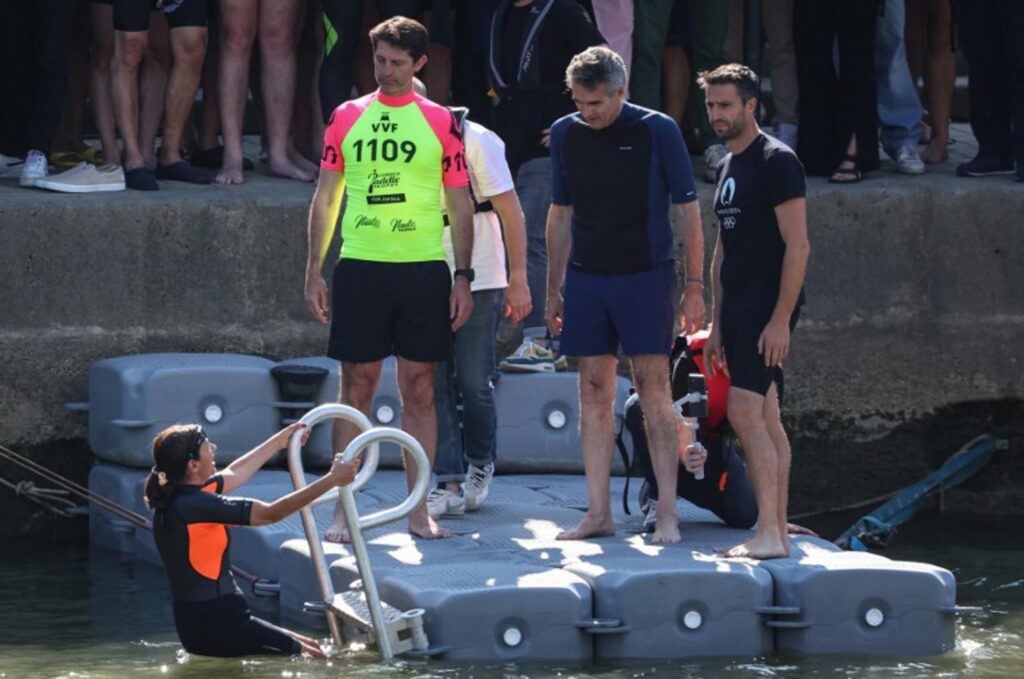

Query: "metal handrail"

xmin=286 ymin=403 xmax=432 ymax=659
xmin=337 ymin=428 xmax=431 ymax=659
xmin=287 ymin=403 xmax=378 ymax=647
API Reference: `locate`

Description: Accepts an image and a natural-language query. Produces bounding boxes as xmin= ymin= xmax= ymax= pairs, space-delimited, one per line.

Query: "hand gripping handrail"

xmin=286 ymin=403 xmax=432 ymax=658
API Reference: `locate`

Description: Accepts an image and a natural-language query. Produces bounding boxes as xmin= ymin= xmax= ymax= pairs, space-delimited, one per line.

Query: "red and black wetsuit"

xmin=152 ymin=474 xmax=300 ymax=657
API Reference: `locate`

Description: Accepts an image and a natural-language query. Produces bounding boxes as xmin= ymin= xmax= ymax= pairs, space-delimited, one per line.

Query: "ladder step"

xmin=327 ymin=590 xmax=429 ymax=655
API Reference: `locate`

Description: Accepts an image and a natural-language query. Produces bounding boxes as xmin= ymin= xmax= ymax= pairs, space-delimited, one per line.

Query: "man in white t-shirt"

xmin=428 ymin=106 xmax=532 ymax=517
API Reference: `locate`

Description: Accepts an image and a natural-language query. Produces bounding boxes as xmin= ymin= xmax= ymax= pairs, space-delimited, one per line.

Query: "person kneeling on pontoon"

xmin=627 ymin=331 xmax=815 ymax=539
xmin=145 ymin=422 xmax=356 ymax=658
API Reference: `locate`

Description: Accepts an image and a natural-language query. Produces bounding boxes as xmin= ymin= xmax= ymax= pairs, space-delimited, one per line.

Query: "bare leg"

xmin=139 ymin=14 xmax=171 ymax=170
xmin=54 ymin=0 xmax=90 ymax=156
xmin=325 ymin=361 xmax=383 ymax=543
xmin=721 ymin=387 xmax=788 ymax=559
xmin=159 ymin=26 xmax=207 ymax=166
xmin=761 ymin=382 xmax=791 ymax=556
xmin=197 ymin=18 xmax=221 ymax=152
xmin=89 ymin=3 xmax=121 ymax=165
xmin=423 ymin=42 xmax=451 ymax=105
xmin=557 ymin=355 xmax=618 ymax=540
xmin=631 ymin=355 xmax=681 ymax=543
xmin=112 ymin=29 xmax=150 ymax=171
xmin=830 ymin=133 xmax=860 ymax=182
xmin=216 ymin=0 xmax=257 ymax=184
xmin=291 ymin=0 xmax=325 ymax=163
xmin=661 ymin=45 xmax=691 ymax=130
xmin=259 ymin=0 xmax=315 ymax=181
xmin=397 ymin=357 xmax=451 ymax=539
xmin=922 ymin=0 xmax=954 ymax=164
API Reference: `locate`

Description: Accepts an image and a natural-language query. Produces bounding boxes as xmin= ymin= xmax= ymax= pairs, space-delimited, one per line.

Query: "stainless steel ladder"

xmin=287 ymin=403 xmax=432 ymax=659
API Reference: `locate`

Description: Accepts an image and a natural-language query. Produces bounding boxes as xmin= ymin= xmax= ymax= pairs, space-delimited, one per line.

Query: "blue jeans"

xmin=875 ymin=0 xmax=923 ymax=152
xmin=434 ymin=288 xmax=504 ymax=482
xmin=515 ymin=157 xmax=551 ymax=334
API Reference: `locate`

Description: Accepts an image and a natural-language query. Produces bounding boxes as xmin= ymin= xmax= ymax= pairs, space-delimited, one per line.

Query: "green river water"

xmin=1 ymin=510 xmax=1021 ymax=679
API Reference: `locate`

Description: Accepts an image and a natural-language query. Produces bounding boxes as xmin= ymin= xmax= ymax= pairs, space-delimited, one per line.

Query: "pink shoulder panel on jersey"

xmin=412 ymin=94 xmax=469 ymax=188
xmin=320 ymin=92 xmax=376 ymax=172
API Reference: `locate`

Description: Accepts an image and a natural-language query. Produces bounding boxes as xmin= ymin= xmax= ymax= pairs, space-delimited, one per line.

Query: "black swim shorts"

xmin=720 ymin=304 xmax=800 ymax=397
xmin=113 ymin=0 xmax=208 ymax=32
xmin=328 ymin=258 xmax=453 ymax=364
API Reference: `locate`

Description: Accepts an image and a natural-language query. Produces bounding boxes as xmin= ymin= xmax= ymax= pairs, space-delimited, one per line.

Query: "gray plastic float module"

xmin=88 ymin=463 xmax=148 ymax=554
xmin=88 ymin=353 xmax=280 ymax=467
xmin=494 ymin=372 xmax=633 ymax=473
xmin=277 ymin=356 xmax=407 ymax=468
xmin=565 ymin=550 xmax=774 ymax=658
xmin=760 ymin=550 xmax=957 ymax=656
xmin=375 ymin=561 xmax=594 ymax=661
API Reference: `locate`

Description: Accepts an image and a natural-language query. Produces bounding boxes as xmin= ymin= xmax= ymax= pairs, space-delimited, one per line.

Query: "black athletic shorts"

xmin=721 ymin=304 xmax=801 ymax=397
xmin=328 ymin=258 xmax=453 ymax=363
xmin=172 ymin=592 xmax=301 ymax=657
xmin=113 ymin=0 xmax=208 ymax=32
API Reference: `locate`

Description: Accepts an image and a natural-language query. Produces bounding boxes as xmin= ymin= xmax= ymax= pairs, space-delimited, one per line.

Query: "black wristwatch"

xmin=454 ymin=268 xmax=475 ymax=283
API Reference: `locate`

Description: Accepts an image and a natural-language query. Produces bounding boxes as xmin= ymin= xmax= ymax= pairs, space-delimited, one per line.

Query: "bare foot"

xmin=556 ymin=512 xmax=616 ymax=540
xmin=323 ymin=521 xmax=351 ymax=544
xmin=650 ymin=514 xmax=681 ymax=544
xmin=288 ymin=145 xmax=319 ymax=177
xmin=268 ymin=153 xmax=314 ymax=182
xmin=718 ymin=534 xmax=789 ymax=560
xmin=921 ymin=139 xmax=948 ymax=164
xmin=215 ymin=160 xmax=245 ymax=185
xmin=409 ymin=515 xmax=452 ymax=540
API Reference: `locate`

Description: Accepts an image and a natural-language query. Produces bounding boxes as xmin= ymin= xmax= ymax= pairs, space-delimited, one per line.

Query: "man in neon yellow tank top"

xmin=305 ymin=16 xmax=475 ymax=541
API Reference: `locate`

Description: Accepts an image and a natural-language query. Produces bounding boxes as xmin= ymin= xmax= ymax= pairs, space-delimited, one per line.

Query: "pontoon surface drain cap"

xmin=547 ymin=410 xmax=567 ymax=429
xmin=683 ymin=610 xmax=702 ymax=630
xmin=503 ymin=627 xmax=523 ymax=647
xmin=203 ymin=404 xmax=223 ymax=424
xmin=865 ymin=608 xmax=885 ymax=627
xmin=376 ymin=405 xmax=395 ymax=424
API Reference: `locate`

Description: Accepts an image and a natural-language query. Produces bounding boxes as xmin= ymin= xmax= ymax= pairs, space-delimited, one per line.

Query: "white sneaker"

xmin=703 ymin=144 xmax=728 ymax=183
xmin=19 ymin=150 xmax=48 ymax=187
xmin=463 ymin=462 xmax=495 ymax=511
xmin=426 ymin=488 xmax=466 ymax=519
xmin=0 ymin=153 xmax=25 ymax=178
xmin=890 ymin=145 xmax=925 ymax=175
xmin=36 ymin=162 xmax=126 ymax=193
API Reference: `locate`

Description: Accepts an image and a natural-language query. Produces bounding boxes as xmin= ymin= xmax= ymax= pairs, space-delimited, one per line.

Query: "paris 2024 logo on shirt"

xmin=718 ymin=177 xmax=740 ymax=230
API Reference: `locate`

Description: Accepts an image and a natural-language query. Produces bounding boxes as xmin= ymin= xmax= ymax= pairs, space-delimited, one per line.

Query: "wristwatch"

xmin=454 ymin=268 xmax=475 ymax=283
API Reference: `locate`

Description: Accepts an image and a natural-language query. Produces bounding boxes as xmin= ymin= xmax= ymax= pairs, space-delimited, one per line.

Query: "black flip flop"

xmin=156 ymin=161 xmax=213 ymax=185
xmin=125 ymin=167 xmax=158 ymax=191
xmin=190 ymin=145 xmax=254 ymax=171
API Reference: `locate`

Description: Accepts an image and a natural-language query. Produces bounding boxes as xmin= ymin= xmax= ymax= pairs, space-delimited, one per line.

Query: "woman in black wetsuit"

xmin=144 ymin=422 xmax=356 ymax=658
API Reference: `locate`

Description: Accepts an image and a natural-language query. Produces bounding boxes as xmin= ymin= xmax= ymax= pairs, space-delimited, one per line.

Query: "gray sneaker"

xmin=703 ymin=144 xmax=729 ymax=183
xmin=36 ymin=162 xmax=126 ymax=193
xmin=889 ymin=145 xmax=925 ymax=175
xmin=463 ymin=462 xmax=495 ymax=511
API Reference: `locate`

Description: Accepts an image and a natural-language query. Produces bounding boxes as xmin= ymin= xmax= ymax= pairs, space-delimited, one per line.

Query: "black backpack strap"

xmin=617 ymin=391 xmax=640 ymax=515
